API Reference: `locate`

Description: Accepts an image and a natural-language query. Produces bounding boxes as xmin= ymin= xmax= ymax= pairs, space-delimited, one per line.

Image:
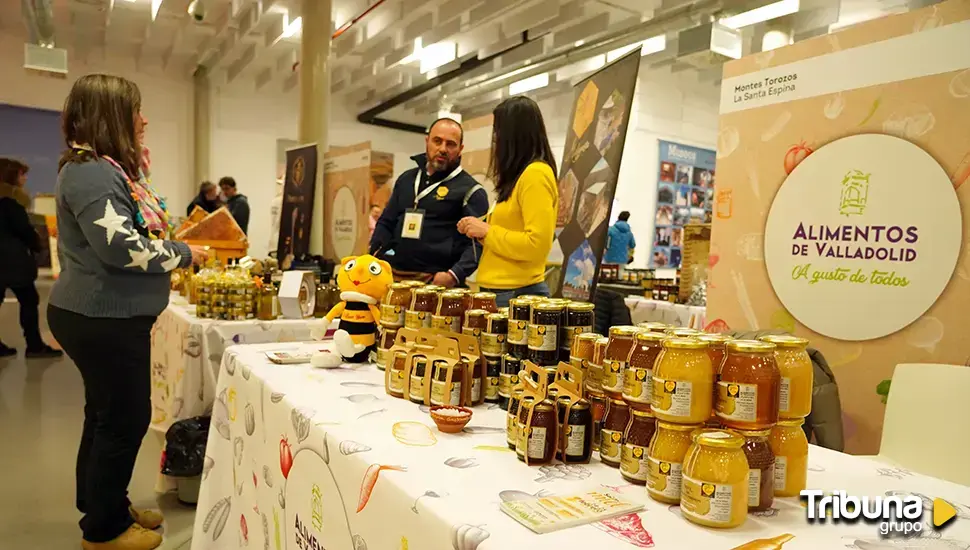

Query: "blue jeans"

xmin=482 ymin=282 xmax=551 ymax=308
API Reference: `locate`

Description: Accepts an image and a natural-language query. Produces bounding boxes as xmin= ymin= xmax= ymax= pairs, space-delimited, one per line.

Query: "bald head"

xmin=425 ymin=118 xmax=464 ymax=174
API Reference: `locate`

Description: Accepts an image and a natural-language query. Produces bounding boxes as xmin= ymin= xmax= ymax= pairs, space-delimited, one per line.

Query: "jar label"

xmin=405 ymin=310 xmax=431 ymax=329
xmin=622 ymin=367 xmax=652 ymax=403
xmin=380 ymin=304 xmax=405 ymax=326
xmin=652 ymin=377 xmax=693 ymax=418
xmin=508 ymin=321 xmax=529 ymax=345
xmin=563 ymin=325 xmax=592 ymax=349
xmin=431 ymin=380 xmax=462 ymax=406
xmin=471 ymin=378 xmax=482 ymax=402
xmin=486 ymin=377 xmax=500 ymax=400
xmin=587 ymin=363 xmax=604 ymax=387
xmin=774 ymin=456 xmax=787 ymax=492
xmin=506 ymin=414 xmax=518 ymax=444
xmin=432 ymin=315 xmax=460 ymax=332
xmin=515 ymin=422 xmax=526 ymax=455
xmin=600 ymin=429 xmax=622 ymax=462
xmin=498 ymin=373 xmax=513 ymax=397
xmin=569 ymin=357 xmax=586 ymax=370
xmin=681 ymin=475 xmax=737 ymax=526
xmin=565 ymin=424 xmax=587 ymax=456
xmin=747 ymin=469 xmax=761 ymax=507
xmin=389 ymin=370 xmax=405 ymax=393
xmin=526 ymin=426 xmax=547 ymax=459
xmin=603 ymin=360 xmax=626 ymax=392
xmin=647 ymin=457 xmax=683 ymax=499
xmin=409 ymin=376 xmax=424 ymax=400
xmin=620 ymin=444 xmax=650 ymax=481
xmin=482 ymin=334 xmax=506 ymax=355
xmin=716 ymin=381 xmax=758 ymax=422
xmin=527 ymin=324 xmax=558 ymax=351
xmin=779 ymin=377 xmax=791 ymax=413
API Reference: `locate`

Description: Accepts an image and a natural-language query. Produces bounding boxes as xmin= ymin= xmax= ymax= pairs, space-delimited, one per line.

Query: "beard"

xmin=428 ymin=153 xmax=458 ymax=175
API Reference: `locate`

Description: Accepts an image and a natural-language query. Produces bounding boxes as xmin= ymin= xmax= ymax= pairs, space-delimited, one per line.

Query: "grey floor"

xmin=0 ymin=279 xmax=196 ymax=548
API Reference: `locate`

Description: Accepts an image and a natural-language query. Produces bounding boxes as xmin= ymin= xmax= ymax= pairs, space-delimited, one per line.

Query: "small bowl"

xmin=429 ymin=406 xmax=473 ymax=433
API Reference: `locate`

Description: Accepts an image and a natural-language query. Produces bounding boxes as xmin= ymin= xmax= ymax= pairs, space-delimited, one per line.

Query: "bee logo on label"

xmin=702 ymin=483 xmax=716 ymax=496
xmin=436 ymin=186 xmax=449 ymax=200
xmin=633 ymin=447 xmax=644 ymax=458
xmin=665 ymin=380 xmax=677 ymax=392
xmin=660 ymin=461 xmax=671 ymax=474
xmin=611 ymin=432 xmax=622 ymax=442
xmin=636 ymin=370 xmax=646 ymax=380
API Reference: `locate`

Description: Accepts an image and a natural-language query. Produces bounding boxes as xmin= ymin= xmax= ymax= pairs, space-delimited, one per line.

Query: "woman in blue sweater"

xmin=48 ymin=74 xmax=207 ymax=550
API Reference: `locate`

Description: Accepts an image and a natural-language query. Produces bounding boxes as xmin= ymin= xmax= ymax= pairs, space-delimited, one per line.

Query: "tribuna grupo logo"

xmin=800 ymin=490 xmax=957 ymax=536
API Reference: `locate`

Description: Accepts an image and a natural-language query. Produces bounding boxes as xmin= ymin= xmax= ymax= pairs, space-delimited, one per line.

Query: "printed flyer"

xmin=707 ymin=0 xmax=970 ymax=453
xmin=652 ymin=140 xmax=717 ymax=268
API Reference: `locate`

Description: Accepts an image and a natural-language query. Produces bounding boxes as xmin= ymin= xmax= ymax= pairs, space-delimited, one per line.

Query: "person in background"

xmin=370 ymin=118 xmax=488 ymax=286
xmin=605 ymin=211 xmax=636 ymax=264
xmin=185 ymin=181 xmax=220 ymax=216
xmin=0 ymin=158 xmax=62 ymax=358
xmin=457 ymin=96 xmax=558 ymax=307
xmin=368 ymin=203 xmax=382 ymax=238
xmin=48 ymin=74 xmax=207 ymax=550
xmin=219 ymin=176 xmax=250 ymax=235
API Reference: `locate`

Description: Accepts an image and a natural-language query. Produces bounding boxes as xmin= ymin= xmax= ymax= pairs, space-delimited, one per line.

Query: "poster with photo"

xmin=650 ymin=140 xmax=716 ymax=268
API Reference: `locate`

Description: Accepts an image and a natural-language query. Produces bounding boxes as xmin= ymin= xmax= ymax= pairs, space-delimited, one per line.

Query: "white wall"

xmin=539 ymin=57 xmax=721 ymax=269
xmin=0 ymin=31 xmax=196 ymax=213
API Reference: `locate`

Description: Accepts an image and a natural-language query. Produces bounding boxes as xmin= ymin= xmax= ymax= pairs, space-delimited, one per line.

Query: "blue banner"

xmin=652 ymin=140 xmax=717 ymax=268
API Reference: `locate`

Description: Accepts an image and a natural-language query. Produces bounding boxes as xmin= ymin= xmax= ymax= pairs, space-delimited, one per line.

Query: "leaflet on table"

xmin=500 ymin=490 xmax=643 ymax=534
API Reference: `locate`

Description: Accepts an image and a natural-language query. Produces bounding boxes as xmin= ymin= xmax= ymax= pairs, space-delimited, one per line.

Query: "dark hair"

xmin=59 ymin=74 xmax=142 ymax=178
xmin=618 ymin=211 xmax=631 ymax=222
xmin=218 ymin=176 xmax=237 ymax=189
xmin=428 ymin=118 xmax=463 ymax=144
xmin=0 ymin=158 xmax=29 ymax=186
xmin=200 ymin=181 xmax=216 ymax=193
xmin=488 ymin=96 xmax=557 ymax=203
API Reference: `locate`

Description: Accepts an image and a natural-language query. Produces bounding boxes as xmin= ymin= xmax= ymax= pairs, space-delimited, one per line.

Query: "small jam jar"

xmin=623 ymin=330 xmax=665 ymax=411
xmin=599 ymin=398 xmax=630 ymax=468
xmin=620 ymin=409 xmax=656 ymax=485
xmin=602 ymin=326 xmax=638 ymax=399
xmin=471 ymin=292 xmax=498 ymax=313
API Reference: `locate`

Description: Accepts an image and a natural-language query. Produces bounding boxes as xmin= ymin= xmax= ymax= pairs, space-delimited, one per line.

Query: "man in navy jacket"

xmin=369 ymin=118 xmax=488 ymax=287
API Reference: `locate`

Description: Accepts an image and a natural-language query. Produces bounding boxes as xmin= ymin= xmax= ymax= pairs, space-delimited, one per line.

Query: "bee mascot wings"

xmin=324 ymin=254 xmax=393 ymax=363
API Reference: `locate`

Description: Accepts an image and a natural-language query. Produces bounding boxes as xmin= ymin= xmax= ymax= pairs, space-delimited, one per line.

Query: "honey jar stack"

xmin=477 ymin=299 xmax=507 ymax=406
xmin=376 ymin=282 xmax=413 ymax=369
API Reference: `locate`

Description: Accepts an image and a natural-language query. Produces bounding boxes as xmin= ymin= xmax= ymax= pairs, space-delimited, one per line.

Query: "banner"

xmin=277 ymin=144 xmax=318 ymax=268
xmin=324 ymin=142 xmax=393 ymax=260
xmin=707 ymin=0 xmax=970 ymax=454
xmin=652 ymin=141 xmax=716 ymax=268
xmin=552 ymin=49 xmax=642 ymax=300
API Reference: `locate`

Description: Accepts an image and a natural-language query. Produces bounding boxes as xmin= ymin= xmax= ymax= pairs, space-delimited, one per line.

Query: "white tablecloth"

xmin=192 ymin=342 xmax=970 ymax=550
xmin=149 ymin=297 xmax=326 ymax=433
xmin=625 ymin=297 xmax=707 ymax=330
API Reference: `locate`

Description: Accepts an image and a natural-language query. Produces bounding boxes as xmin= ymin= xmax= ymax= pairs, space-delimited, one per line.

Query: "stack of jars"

xmin=376 ymin=282 xmax=412 ymax=370
xmin=479 ymin=303 xmax=506 ymax=405
xmin=405 ymin=286 xmax=438 ymax=331
xmin=501 ymin=297 xmax=536 ymax=411
xmin=193 ymin=260 xmax=260 ymax=321
xmin=560 ymin=302 xmax=594 ymax=363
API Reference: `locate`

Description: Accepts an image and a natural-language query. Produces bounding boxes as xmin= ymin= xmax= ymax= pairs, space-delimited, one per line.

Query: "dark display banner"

xmin=277 ymin=144 xmax=318 ymax=268
xmin=552 ymin=49 xmax=642 ymax=300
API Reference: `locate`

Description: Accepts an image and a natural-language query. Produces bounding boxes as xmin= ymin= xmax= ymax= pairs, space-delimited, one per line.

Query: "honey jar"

xmin=557 ymin=397 xmax=593 ymax=463
xmin=471 ymin=292 xmax=498 ymax=313
xmin=646 ymin=421 xmax=700 ymax=504
xmin=528 ymin=302 xmax=564 ymax=366
xmin=623 ymin=330 xmax=665 ymax=411
xmin=738 ymin=428 xmax=775 ymax=511
xmin=507 ymin=297 xmax=534 ymax=359
xmin=525 ymin=398 xmax=558 ymax=465
xmin=380 ymin=283 xmax=411 ymax=328
xmin=620 ymin=409 xmax=656 ymax=485
xmin=603 ymin=326 xmax=638 ymax=399
xmin=681 ymin=430 xmax=749 ymax=529
xmin=599 ymin=398 xmax=630 ymax=468
xmin=408 ymin=357 xmax=428 ymax=404
xmin=759 ymin=335 xmax=813 ymax=420
xmin=485 ymin=312 xmax=508 ymax=335
xmin=386 ymin=350 xmax=407 ymax=398
xmin=769 ymin=418 xmax=808 ymax=497
xmin=507 ymin=388 xmax=524 ymax=450
xmin=716 ymin=340 xmax=780 ymax=430
xmin=587 ymin=336 xmax=609 ymax=394
xmin=652 ymin=337 xmax=713 ymax=424
xmin=430 ymin=359 xmax=463 ymax=406
xmin=562 ymin=302 xmax=594 ymax=361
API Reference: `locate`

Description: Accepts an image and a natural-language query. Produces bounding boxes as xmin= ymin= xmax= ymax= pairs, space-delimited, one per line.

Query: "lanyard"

xmin=413 ymin=165 xmax=463 ymax=208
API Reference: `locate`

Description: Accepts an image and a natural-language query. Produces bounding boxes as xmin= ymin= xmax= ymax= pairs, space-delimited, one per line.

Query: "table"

xmin=625 ymin=297 xmax=707 ymax=330
xmin=192 ymin=343 xmax=970 ymax=550
xmin=149 ymin=296 xmax=327 ymax=433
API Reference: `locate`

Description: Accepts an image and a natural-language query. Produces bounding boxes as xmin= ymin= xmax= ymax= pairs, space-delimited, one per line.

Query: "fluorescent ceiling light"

xmin=509 ymin=72 xmax=549 ymax=95
xmin=719 ymin=0 xmax=800 ymax=29
xmin=419 ymin=41 xmax=456 ymax=74
xmin=283 ymin=16 xmax=302 ymax=38
xmin=556 ymin=55 xmax=606 ymax=81
xmin=606 ymin=34 xmax=666 ymax=62
xmin=151 ymin=0 xmax=162 ymax=20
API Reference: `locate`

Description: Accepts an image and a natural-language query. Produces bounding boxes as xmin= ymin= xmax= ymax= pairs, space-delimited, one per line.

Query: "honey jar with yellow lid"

xmin=769 ymin=418 xmax=808 ymax=497
xmin=623 ymin=330 xmax=665 ymax=410
xmin=759 ymin=335 xmax=813 ymax=420
xmin=681 ymin=430 xmax=749 ymax=529
xmin=717 ymin=340 xmax=780 ymax=430
xmin=665 ymin=327 xmax=703 ymax=338
xmin=620 ymin=409 xmax=656 ymax=485
xmin=652 ymin=337 xmax=713 ymax=424
xmin=647 ymin=421 xmax=702 ymax=504
xmin=637 ymin=321 xmax=670 ymax=333
xmin=587 ymin=336 xmax=609 ymax=394
xmin=603 ymin=326 xmax=638 ymax=399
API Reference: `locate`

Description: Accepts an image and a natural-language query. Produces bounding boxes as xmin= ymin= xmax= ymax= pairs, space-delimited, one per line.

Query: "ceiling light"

xmin=283 ymin=16 xmax=302 ymax=38
xmin=606 ymin=34 xmax=666 ymax=62
xmin=509 ymin=72 xmax=549 ymax=95
xmin=719 ymin=0 xmax=800 ymax=29
xmin=574 ymin=40 xmax=585 ymax=47
xmin=151 ymin=0 xmax=162 ymax=20
xmin=419 ymin=41 xmax=456 ymax=74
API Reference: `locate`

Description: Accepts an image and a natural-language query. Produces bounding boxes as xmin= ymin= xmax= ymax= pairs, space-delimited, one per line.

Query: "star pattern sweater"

xmin=50 ymin=158 xmax=192 ymax=318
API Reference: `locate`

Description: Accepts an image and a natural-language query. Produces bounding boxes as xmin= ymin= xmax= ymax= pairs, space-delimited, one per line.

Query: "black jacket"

xmin=593 ymin=288 xmax=632 ymax=335
xmin=0 ymin=183 xmax=39 ymax=287
xmin=369 ymin=154 xmax=488 ymax=283
xmin=226 ymin=194 xmax=250 ymax=235
xmin=186 ymin=193 xmax=222 ymax=217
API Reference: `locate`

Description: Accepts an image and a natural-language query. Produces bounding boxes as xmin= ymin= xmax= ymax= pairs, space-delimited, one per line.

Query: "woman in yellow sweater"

xmin=457 ymin=96 xmax=558 ymax=307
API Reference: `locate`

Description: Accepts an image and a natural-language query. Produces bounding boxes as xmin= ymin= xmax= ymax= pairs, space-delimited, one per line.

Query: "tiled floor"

xmin=0 ymin=280 xmax=197 ymax=548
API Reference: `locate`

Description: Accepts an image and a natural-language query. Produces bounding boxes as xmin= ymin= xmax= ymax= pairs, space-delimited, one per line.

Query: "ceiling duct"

xmin=676 ymin=22 xmax=742 ymax=68
xmin=22 ymin=0 xmax=68 ymax=76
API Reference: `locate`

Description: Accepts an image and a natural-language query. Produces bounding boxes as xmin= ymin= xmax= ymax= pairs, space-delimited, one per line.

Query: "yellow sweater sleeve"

xmin=484 ymin=164 xmax=558 ymax=262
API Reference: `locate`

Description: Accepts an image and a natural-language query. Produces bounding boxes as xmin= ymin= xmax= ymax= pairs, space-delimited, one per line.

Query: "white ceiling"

xmin=3 ymin=0 xmax=932 ymax=128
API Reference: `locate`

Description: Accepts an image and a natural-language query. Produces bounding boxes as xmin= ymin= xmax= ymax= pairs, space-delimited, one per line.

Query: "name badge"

xmin=402 ymin=209 xmax=425 ymax=240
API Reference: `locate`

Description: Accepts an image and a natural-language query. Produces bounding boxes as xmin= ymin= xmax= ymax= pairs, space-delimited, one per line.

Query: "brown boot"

xmin=130 ymin=507 xmax=164 ymax=530
xmin=81 ymin=524 xmax=163 ymax=550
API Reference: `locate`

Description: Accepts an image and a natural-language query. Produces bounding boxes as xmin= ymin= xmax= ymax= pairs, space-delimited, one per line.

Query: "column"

xmin=299 ymin=0 xmax=332 ymax=255
xmin=193 ymin=68 xmax=211 ymax=187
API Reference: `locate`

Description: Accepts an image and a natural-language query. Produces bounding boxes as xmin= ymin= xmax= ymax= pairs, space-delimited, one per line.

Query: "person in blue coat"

xmin=604 ymin=211 xmax=636 ymax=264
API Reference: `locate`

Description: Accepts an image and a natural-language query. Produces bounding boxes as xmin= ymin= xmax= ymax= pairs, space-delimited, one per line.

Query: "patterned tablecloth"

xmin=149 ymin=296 xmax=327 ymax=433
xmin=624 ymin=297 xmax=707 ymax=330
xmin=192 ymin=342 xmax=970 ymax=550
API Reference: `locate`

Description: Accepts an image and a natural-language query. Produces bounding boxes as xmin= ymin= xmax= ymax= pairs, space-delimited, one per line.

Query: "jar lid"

xmin=696 ymin=430 xmax=744 ymax=449
xmin=414 ymin=287 xmax=438 ymax=295
xmin=663 ymin=337 xmax=709 ymax=350
xmin=665 ymin=327 xmax=703 ymax=337
xmin=510 ymin=297 xmax=537 ymax=307
xmin=696 ymin=333 xmax=733 ymax=344
xmin=567 ymin=302 xmax=595 ymax=312
xmin=658 ymin=421 xmax=703 ymax=431
xmin=535 ymin=302 xmax=565 ymax=312
xmin=472 ymin=292 xmax=496 ymax=299
xmin=727 ymin=339 xmax=776 ymax=353
xmin=736 ymin=428 xmax=771 ymax=437
xmin=759 ymin=334 xmax=810 ymax=349
xmin=516 ymin=295 xmax=544 ymax=302
xmin=389 ymin=282 xmax=411 ymax=290
xmin=635 ymin=330 xmax=666 ymax=343
xmin=576 ymin=332 xmax=601 ymax=342
xmin=595 ymin=336 xmax=610 ymax=345
xmin=401 ymin=280 xmax=426 ymax=287
xmin=465 ymin=309 xmax=489 ymax=317
xmin=486 ymin=312 xmax=508 ymax=320
xmin=777 ymin=418 xmax=805 ymax=427
xmin=632 ymin=408 xmax=654 ymax=418
xmin=609 ymin=398 xmax=628 ymax=406
xmin=609 ymin=325 xmax=639 ymax=337
xmin=423 ymin=285 xmax=445 ymax=292
xmin=636 ymin=322 xmax=669 ymax=332
xmin=441 ymin=289 xmax=467 ymax=297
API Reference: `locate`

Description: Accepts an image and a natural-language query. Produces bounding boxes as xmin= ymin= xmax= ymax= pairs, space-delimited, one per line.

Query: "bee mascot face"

xmin=324 ymin=254 xmax=394 ymax=362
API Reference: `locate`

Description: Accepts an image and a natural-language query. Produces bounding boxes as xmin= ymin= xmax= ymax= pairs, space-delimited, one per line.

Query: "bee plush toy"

xmin=324 ymin=254 xmax=393 ymax=363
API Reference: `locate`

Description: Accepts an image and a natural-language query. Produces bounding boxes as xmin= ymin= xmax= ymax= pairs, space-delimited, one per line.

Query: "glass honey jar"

xmin=471 ymin=292 xmax=498 ymax=313
xmin=620 ymin=409 xmax=656 ymax=485
xmin=602 ymin=326 xmax=638 ymax=399
xmin=380 ymin=283 xmax=411 ymax=328
xmin=738 ymin=428 xmax=775 ymax=511
xmin=652 ymin=337 xmax=713 ymax=424
xmin=528 ymin=301 xmax=564 ymax=366
xmin=716 ymin=340 xmax=780 ymax=430
xmin=769 ymin=418 xmax=808 ymax=498
xmin=507 ymin=297 xmax=534 ymax=360
xmin=587 ymin=336 xmax=609 ymax=394
xmin=759 ymin=335 xmax=813 ymax=420
xmin=681 ymin=430 xmax=749 ymax=529
xmin=623 ymin=330 xmax=665 ymax=411
xmin=599 ymin=398 xmax=629 ymax=468
xmin=646 ymin=421 xmax=701 ymax=504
